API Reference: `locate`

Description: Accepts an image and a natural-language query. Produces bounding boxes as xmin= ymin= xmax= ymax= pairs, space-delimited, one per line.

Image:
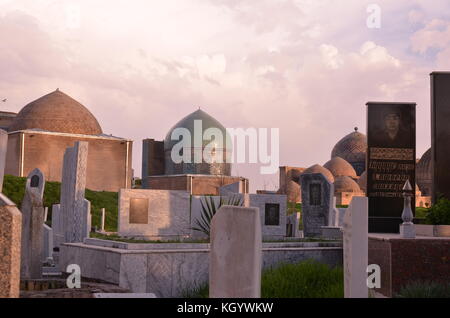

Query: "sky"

xmin=1 ymin=0 xmax=450 ymax=192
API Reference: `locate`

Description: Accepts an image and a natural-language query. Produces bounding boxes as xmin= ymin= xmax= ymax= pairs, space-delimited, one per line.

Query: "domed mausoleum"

xmin=4 ymin=89 xmax=133 ymax=191
xmin=142 ymin=109 xmax=248 ymax=195
xmin=331 ymin=128 xmax=367 ymax=176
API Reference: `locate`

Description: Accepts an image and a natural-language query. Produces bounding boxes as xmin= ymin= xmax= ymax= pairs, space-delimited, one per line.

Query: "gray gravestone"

xmin=0 ymin=193 xmax=22 ymax=298
xmin=42 ymin=224 xmax=53 ymax=262
xmin=0 ymin=129 xmax=8 ymax=192
xmin=52 ymin=204 xmax=63 ymax=249
xmin=431 ymin=72 xmax=450 ymax=203
xmin=60 ymin=141 xmax=91 ymax=243
xmin=20 ymin=168 xmax=45 ymax=279
xmin=300 ymin=173 xmax=334 ymax=237
xmin=209 ymin=206 xmax=262 ymax=298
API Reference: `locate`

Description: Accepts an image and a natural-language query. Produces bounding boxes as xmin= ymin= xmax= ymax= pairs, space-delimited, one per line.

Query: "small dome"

xmin=303 ymin=164 xmax=334 ymax=183
xmin=416 ymin=148 xmax=431 ymax=196
xmin=323 ymin=157 xmax=357 ymax=178
xmin=331 ymin=128 xmax=367 ymax=176
xmin=358 ymin=171 xmax=367 ymax=192
xmin=334 ymin=176 xmax=361 ymax=193
xmin=9 ymin=90 xmax=102 ymax=135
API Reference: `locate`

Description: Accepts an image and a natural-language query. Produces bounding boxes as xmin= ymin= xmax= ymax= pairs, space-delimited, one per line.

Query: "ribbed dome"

xmin=303 ymin=164 xmax=334 ymax=183
xmin=163 ymin=109 xmax=231 ymax=176
xmin=9 ymin=90 xmax=102 ymax=135
xmin=331 ymin=128 xmax=367 ymax=176
xmin=334 ymin=176 xmax=361 ymax=193
xmin=323 ymin=157 xmax=357 ymax=179
xmin=416 ymin=148 xmax=431 ymax=196
xmin=358 ymin=171 xmax=367 ymax=192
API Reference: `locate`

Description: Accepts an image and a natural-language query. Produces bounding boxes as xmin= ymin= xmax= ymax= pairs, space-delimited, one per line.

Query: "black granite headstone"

xmin=264 ymin=203 xmax=280 ymax=226
xmin=431 ymin=72 xmax=450 ymax=203
xmin=366 ymin=102 xmax=416 ymax=233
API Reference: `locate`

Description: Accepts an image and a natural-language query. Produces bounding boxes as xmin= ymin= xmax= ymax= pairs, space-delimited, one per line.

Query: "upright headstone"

xmin=209 ymin=206 xmax=262 ymax=298
xmin=60 ymin=141 xmax=90 ymax=243
xmin=0 ymin=193 xmax=22 ymax=298
xmin=52 ymin=204 xmax=63 ymax=249
xmin=431 ymin=72 xmax=450 ymax=203
xmin=42 ymin=224 xmax=53 ymax=262
xmin=20 ymin=168 xmax=45 ymax=279
xmin=366 ymin=102 xmax=416 ymax=233
xmin=343 ymin=197 xmax=368 ymax=298
xmin=300 ymin=173 xmax=334 ymax=237
xmin=0 ymin=129 xmax=8 ymax=193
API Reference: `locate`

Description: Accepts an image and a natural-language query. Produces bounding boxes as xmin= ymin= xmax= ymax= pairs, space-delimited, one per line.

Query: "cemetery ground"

xmin=4 ymin=174 xmax=449 ymax=298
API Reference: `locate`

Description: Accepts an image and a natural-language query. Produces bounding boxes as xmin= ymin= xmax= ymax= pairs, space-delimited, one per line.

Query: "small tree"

xmin=426 ymin=197 xmax=450 ymax=225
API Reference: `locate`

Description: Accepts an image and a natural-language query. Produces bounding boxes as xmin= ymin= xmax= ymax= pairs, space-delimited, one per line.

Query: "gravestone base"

xmin=400 ymin=223 xmax=415 ymax=239
xmin=369 ymin=217 xmax=402 ymax=234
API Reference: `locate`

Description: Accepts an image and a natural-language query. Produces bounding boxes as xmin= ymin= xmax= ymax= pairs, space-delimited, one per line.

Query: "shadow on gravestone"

xmin=209 ymin=206 xmax=262 ymax=298
xmin=20 ymin=168 xmax=45 ymax=280
xmin=0 ymin=193 xmax=22 ymax=298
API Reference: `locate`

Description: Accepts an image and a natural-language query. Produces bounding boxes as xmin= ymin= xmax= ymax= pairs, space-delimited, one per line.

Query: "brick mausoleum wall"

xmin=6 ymin=132 xmax=132 ymax=192
xmin=369 ymin=237 xmax=450 ymax=297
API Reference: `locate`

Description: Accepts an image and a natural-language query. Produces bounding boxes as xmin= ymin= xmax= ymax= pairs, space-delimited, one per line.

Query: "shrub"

xmin=396 ymin=281 xmax=450 ymax=298
xmin=425 ymin=197 xmax=450 ymax=225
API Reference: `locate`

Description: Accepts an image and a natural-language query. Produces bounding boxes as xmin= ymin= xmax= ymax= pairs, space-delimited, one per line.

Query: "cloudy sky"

xmin=1 ymin=0 xmax=449 ymax=192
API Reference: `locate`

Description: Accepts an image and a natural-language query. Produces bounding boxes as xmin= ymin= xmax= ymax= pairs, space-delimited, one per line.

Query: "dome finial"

xmin=354 ymin=127 xmax=358 ymax=132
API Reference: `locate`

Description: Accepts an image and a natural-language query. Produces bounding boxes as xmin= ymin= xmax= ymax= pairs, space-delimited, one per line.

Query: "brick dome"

xmin=334 ymin=176 xmax=361 ymax=193
xmin=324 ymin=156 xmax=357 ymax=179
xmin=416 ymin=148 xmax=431 ymax=196
xmin=9 ymin=89 xmax=102 ymax=135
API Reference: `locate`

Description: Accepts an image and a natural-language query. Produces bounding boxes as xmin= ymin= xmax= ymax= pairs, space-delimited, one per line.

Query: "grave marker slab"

xmin=209 ymin=206 xmax=262 ymax=298
xmin=366 ymin=102 xmax=416 ymax=233
xmin=431 ymin=72 xmax=450 ymax=203
xmin=0 ymin=194 xmax=22 ymax=298
xmin=343 ymin=197 xmax=368 ymax=298
xmin=300 ymin=173 xmax=334 ymax=237
xmin=20 ymin=168 xmax=45 ymax=279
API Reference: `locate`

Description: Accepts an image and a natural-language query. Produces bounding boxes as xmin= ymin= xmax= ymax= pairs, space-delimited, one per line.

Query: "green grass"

xmin=184 ymin=260 xmax=344 ymax=298
xmin=2 ymin=174 xmax=118 ymax=231
xmin=395 ymin=281 xmax=450 ymax=298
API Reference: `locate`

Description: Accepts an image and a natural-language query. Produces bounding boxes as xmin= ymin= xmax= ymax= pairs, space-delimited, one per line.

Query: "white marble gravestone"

xmin=343 ymin=196 xmax=368 ymax=298
xmin=209 ymin=206 xmax=262 ymax=298
xmin=20 ymin=168 xmax=45 ymax=279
